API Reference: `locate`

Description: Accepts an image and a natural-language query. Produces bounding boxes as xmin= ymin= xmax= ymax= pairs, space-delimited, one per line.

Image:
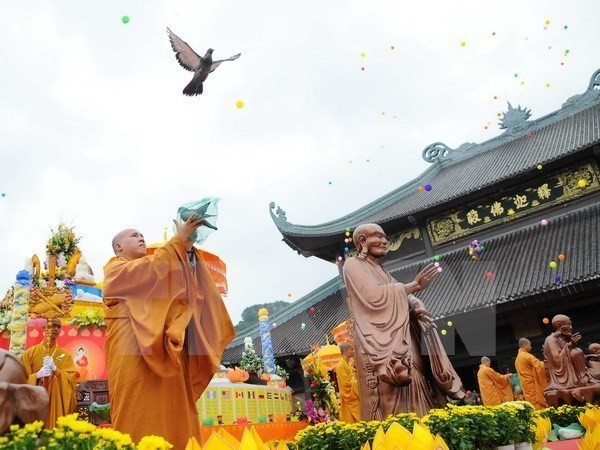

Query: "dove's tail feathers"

xmin=183 ymin=78 xmax=203 ymax=96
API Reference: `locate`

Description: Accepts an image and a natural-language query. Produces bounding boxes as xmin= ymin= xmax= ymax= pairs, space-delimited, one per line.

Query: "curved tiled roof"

xmin=270 ymin=68 xmax=600 ymax=238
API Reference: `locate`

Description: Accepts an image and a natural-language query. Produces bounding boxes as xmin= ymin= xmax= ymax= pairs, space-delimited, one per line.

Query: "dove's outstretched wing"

xmin=167 ymin=28 xmax=201 ymax=71
xmin=210 ymin=53 xmax=241 ymax=73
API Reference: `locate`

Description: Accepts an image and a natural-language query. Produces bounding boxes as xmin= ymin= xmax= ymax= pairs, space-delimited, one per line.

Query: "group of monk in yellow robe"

xmin=478 ymin=338 xmax=548 ymax=409
xmin=334 ymin=342 xmax=361 ymax=423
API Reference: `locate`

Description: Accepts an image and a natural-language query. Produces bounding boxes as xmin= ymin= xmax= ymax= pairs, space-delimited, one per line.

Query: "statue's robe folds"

xmin=103 ymin=235 xmax=235 ymax=449
xmin=514 ymin=349 xmax=548 ymax=410
xmin=477 ymin=364 xmax=514 ymax=406
xmin=335 ymin=358 xmax=360 ymax=423
xmin=343 ymin=257 xmax=464 ymax=419
xmin=20 ymin=343 xmax=77 ymax=428
xmin=543 ymin=333 xmax=600 ymax=392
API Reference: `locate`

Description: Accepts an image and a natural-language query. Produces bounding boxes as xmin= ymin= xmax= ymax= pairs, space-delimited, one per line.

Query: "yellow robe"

xmin=477 ymin=364 xmax=514 ymax=406
xmin=103 ymin=235 xmax=235 ymax=450
xmin=335 ymin=358 xmax=360 ymax=423
xmin=20 ymin=342 xmax=77 ymax=428
xmin=515 ymin=349 xmax=548 ymax=410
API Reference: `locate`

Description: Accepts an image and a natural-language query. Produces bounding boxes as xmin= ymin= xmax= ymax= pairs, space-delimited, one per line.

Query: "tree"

xmin=234 ymin=301 xmax=288 ymax=332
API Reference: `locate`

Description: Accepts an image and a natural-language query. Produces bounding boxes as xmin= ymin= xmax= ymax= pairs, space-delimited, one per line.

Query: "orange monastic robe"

xmin=20 ymin=342 xmax=77 ymax=428
xmin=103 ymin=235 xmax=235 ymax=449
xmin=515 ymin=348 xmax=548 ymax=410
xmin=335 ymin=358 xmax=361 ymax=423
xmin=477 ymin=364 xmax=514 ymax=406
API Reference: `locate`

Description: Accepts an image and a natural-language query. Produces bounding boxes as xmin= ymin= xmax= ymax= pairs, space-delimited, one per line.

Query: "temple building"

xmin=223 ymin=67 xmax=600 ymax=394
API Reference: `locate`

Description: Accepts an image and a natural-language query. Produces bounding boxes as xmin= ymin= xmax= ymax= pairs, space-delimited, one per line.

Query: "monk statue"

xmin=587 ymin=344 xmax=600 ymax=376
xmin=0 ymin=349 xmax=49 ymax=434
xmin=343 ymin=223 xmax=464 ymax=418
xmin=543 ymin=315 xmax=600 ymax=405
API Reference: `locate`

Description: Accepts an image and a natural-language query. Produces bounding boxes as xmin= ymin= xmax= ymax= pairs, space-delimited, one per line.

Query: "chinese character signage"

xmin=427 ymin=161 xmax=600 ymax=246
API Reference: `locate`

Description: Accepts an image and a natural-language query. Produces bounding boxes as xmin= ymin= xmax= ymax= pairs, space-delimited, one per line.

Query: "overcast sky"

xmin=1 ymin=1 xmax=599 ymax=324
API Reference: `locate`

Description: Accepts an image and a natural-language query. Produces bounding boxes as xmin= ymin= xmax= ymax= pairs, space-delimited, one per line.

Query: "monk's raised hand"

xmin=173 ymin=214 xmax=205 ymax=242
xmin=414 ymin=263 xmax=440 ymax=291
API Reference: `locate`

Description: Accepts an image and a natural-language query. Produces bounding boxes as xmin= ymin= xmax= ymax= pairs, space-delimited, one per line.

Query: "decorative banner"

xmin=427 ymin=160 xmax=600 ymax=246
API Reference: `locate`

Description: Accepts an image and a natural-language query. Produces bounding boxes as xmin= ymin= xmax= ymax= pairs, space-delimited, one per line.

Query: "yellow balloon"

xmin=441 ymin=329 xmax=447 ymax=335
xmin=236 ymin=100 xmax=244 ymax=109
xmin=578 ymin=179 xmax=586 ymax=188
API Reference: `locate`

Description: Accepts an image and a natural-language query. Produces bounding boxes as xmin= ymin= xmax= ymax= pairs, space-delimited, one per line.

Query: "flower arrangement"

xmin=537 ymin=403 xmax=588 ymax=427
xmin=303 ymin=349 xmax=339 ymax=422
xmin=422 ymin=402 xmax=535 ymax=450
xmin=0 ymin=307 xmax=11 ymax=333
xmin=0 ymin=413 xmax=171 ymax=449
xmin=69 ymin=308 xmax=106 ymax=330
xmin=274 ymin=363 xmax=289 ymax=380
xmin=46 ymin=224 xmax=82 ymax=260
xmin=239 ymin=341 xmax=266 ymax=375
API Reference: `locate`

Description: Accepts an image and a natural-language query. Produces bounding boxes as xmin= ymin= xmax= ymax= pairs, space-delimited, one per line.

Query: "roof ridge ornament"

xmin=269 ymin=202 xmax=289 ymax=225
xmin=559 ymin=67 xmax=600 ymax=115
xmin=498 ymin=102 xmax=532 ymax=135
xmin=422 ymin=141 xmax=477 ymax=163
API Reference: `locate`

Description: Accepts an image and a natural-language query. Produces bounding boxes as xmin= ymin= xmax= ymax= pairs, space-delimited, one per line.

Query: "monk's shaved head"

xmin=519 ymin=338 xmax=530 ymax=348
xmin=481 ymin=356 xmax=490 ymax=364
xmin=353 ymin=223 xmax=386 ymax=256
xmin=339 ymin=342 xmax=352 ymax=353
xmin=111 ymin=228 xmax=146 ymax=259
xmin=112 ymin=229 xmax=134 ymax=254
xmin=552 ymin=314 xmax=570 ymax=329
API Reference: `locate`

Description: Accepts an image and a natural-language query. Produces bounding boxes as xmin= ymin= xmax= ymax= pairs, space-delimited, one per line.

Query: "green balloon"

xmin=434 ymin=255 xmax=440 ymax=261
xmin=121 ymin=16 xmax=130 ymax=24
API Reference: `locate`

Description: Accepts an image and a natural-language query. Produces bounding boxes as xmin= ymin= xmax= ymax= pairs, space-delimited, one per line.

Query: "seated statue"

xmin=586 ymin=344 xmax=600 ymax=377
xmin=74 ymin=257 xmax=95 ymax=285
xmin=543 ymin=315 xmax=600 ymax=404
xmin=0 ymin=349 xmax=49 ymax=434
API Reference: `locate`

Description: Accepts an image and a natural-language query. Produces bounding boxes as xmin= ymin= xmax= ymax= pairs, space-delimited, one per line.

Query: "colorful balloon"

xmin=549 ymin=261 xmax=557 ymax=268
xmin=121 ymin=16 xmax=130 ymax=24
xmin=558 ymin=253 xmax=565 ymax=261
xmin=236 ymin=100 xmax=244 ymax=108
xmin=486 ymin=272 xmax=493 ymax=279
xmin=578 ymin=179 xmax=586 ymax=188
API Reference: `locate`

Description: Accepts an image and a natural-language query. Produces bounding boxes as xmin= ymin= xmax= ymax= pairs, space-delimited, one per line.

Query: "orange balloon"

xmin=558 ymin=253 xmax=565 ymax=261
xmin=542 ymin=318 xmax=550 ymax=324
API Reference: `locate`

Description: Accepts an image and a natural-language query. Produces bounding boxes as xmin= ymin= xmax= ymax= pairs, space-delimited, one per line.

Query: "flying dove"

xmin=167 ymin=28 xmax=241 ymax=96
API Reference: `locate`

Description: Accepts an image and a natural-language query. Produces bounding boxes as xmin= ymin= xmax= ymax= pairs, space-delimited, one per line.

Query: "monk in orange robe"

xmin=515 ymin=338 xmax=548 ymax=409
xmin=20 ymin=318 xmax=77 ymax=428
xmin=335 ymin=342 xmax=360 ymax=423
xmin=103 ymin=215 xmax=235 ymax=449
xmin=477 ymin=356 xmax=514 ymax=406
